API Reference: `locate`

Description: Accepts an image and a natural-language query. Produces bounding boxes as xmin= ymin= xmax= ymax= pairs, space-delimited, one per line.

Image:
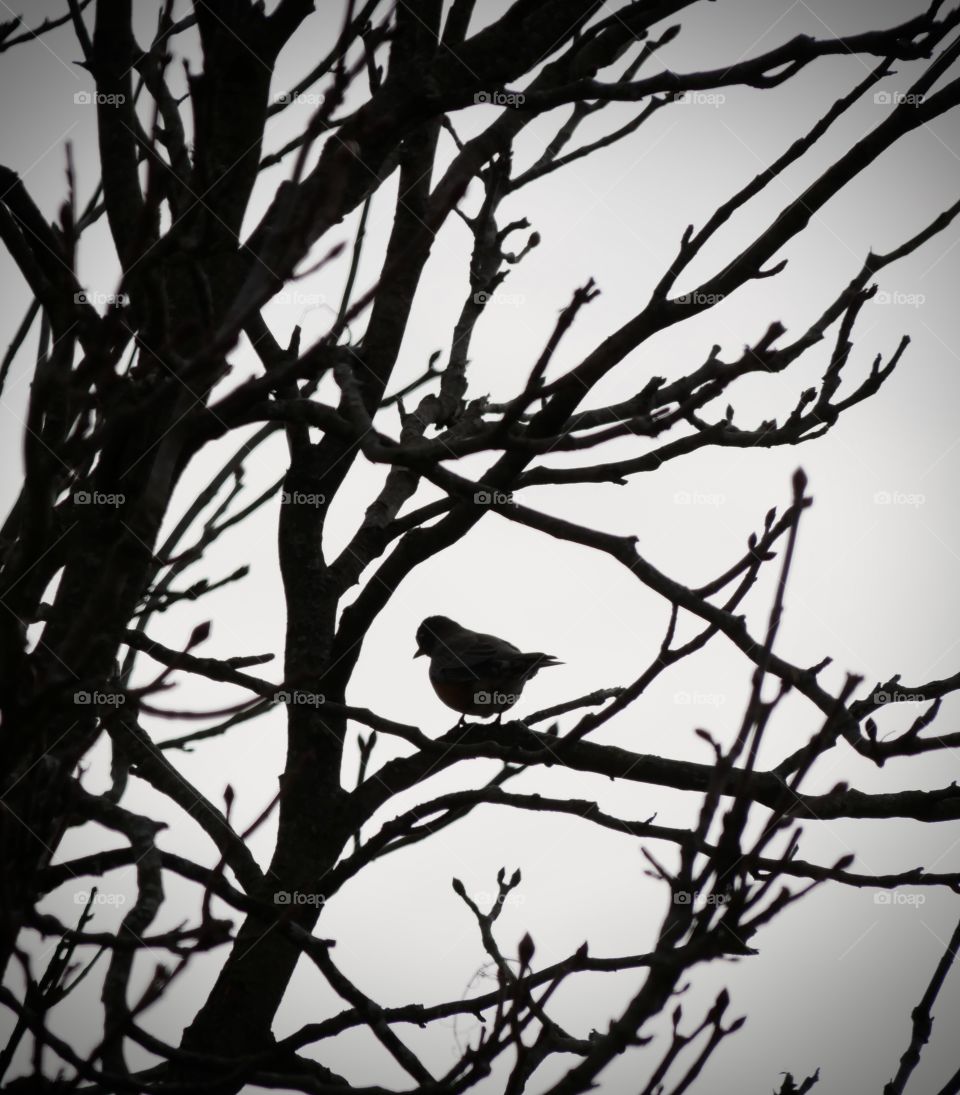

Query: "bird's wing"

xmin=431 ymin=631 xmax=522 ymax=680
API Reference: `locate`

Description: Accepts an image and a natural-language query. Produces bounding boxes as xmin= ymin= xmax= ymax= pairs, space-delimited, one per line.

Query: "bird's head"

xmin=414 ymin=615 xmax=459 ymax=658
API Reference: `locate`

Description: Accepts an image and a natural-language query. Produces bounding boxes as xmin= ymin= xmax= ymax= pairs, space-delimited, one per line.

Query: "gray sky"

xmin=2 ymin=1 xmax=960 ymax=1091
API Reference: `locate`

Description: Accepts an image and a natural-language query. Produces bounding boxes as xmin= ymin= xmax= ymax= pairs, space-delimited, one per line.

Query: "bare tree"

xmin=2 ymin=1 xmax=960 ymax=1092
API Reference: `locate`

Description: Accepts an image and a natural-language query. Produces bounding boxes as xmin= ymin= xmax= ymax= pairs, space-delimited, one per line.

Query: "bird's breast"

xmin=430 ymin=676 xmax=523 ymax=715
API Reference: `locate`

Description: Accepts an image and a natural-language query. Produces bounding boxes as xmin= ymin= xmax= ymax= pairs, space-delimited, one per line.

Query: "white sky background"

xmin=1 ymin=0 xmax=960 ymax=1091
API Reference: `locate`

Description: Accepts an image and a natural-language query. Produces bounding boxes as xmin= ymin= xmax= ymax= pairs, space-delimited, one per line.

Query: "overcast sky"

xmin=2 ymin=1 xmax=960 ymax=1092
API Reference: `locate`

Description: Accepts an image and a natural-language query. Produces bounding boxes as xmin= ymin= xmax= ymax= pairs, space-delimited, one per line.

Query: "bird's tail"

xmin=523 ymin=653 xmax=563 ymax=676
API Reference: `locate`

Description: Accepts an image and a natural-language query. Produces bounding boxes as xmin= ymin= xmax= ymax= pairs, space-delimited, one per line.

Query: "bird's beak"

xmin=413 ymin=646 xmax=425 ymax=659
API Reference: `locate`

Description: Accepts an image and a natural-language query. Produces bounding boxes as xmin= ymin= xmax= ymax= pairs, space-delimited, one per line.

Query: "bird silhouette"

xmin=414 ymin=615 xmax=561 ymax=721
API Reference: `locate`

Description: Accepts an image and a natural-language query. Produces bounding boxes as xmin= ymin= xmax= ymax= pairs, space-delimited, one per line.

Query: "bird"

xmin=414 ymin=615 xmax=561 ymax=721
